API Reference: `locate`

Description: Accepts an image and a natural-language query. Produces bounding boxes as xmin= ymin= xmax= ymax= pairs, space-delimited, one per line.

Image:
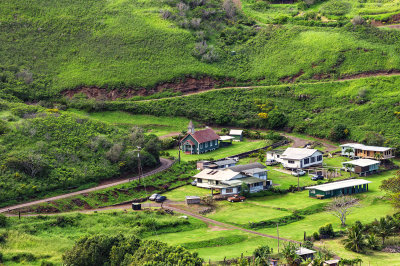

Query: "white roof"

xmin=296 ymin=247 xmax=316 ymax=256
xmin=342 ymin=159 xmax=380 ymax=167
xmin=220 ymin=135 xmax=235 ymax=141
xmin=306 ymin=179 xmax=371 ymax=192
xmin=282 ymin=148 xmax=320 ymax=160
xmin=229 ymin=129 xmax=243 ymax=135
xmin=194 ymin=169 xmax=241 ymax=181
xmin=340 ymin=143 xmax=392 ymax=152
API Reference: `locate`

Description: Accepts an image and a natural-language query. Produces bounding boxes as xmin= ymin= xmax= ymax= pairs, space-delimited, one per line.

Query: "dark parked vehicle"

xmin=266 ymin=159 xmax=279 ymax=166
xmin=155 ymin=195 xmax=167 ymax=202
xmin=227 ymin=194 xmax=246 ymax=202
xmin=149 ymin=193 xmax=160 ymax=201
xmin=311 ymin=175 xmax=324 ymax=181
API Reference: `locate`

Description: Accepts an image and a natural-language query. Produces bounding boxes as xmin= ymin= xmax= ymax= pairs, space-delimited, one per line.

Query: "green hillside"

xmin=1 ymin=0 xmax=400 ymax=101
xmin=81 ymin=75 xmax=400 ymax=149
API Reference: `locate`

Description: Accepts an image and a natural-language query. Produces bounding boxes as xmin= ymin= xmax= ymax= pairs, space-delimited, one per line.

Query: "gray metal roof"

xmin=243 ymin=168 xmax=268 ymax=175
xmin=228 ymin=163 xmax=266 ymax=172
xmin=214 ymin=159 xmax=236 ymax=166
xmin=340 ymin=143 xmax=393 ymax=152
xmin=342 ymin=159 xmax=380 ymax=167
xmin=296 ymin=247 xmax=316 ymax=256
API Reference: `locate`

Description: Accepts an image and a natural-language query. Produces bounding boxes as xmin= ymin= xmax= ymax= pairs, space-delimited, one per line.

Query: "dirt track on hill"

xmin=0 ymin=158 xmax=174 ymax=214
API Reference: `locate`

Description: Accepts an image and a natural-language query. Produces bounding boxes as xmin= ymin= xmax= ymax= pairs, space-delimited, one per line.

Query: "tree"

xmin=344 ymin=148 xmax=353 ymax=158
xmin=342 ymin=222 xmax=367 ymax=253
xmin=221 ymin=128 xmax=229 ymax=135
xmin=222 ymin=0 xmax=237 ymax=19
xmin=373 ymin=216 xmax=396 ymax=245
xmin=281 ymin=242 xmax=300 ymax=266
xmin=380 ymin=171 xmax=400 ymax=209
xmin=253 ymin=245 xmax=272 ymax=265
xmin=329 ymin=124 xmax=349 ymax=141
xmin=240 ymin=182 xmax=249 ymax=197
xmin=366 ymin=233 xmax=380 ymax=250
xmin=345 ymin=163 xmax=354 ymax=177
xmin=327 ymin=196 xmax=359 ymax=227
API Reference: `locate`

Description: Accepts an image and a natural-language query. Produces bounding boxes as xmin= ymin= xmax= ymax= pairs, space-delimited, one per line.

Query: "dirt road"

xmin=284 ymin=134 xmax=338 ymax=152
xmin=0 ymin=158 xmax=174 ymax=213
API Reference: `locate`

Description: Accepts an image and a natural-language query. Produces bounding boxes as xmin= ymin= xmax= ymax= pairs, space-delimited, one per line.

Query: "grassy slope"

xmin=2 ymin=0 xmax=400 ymax=98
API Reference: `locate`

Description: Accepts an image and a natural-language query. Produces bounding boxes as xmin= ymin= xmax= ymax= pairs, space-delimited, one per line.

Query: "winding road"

xmin=0 ymin=158 xmax=174 ymax=214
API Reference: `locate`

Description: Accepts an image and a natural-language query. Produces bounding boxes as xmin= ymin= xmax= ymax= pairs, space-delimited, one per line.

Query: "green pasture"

xmin=163 ymin=185 xmax=212 ymax=201
xmin=67 ymin=109 xmax=191 ymax=136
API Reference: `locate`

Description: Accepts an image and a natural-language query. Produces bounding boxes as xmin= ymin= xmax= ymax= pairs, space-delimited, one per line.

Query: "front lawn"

xmin=163 ymin=185 xmax=212 ymax=201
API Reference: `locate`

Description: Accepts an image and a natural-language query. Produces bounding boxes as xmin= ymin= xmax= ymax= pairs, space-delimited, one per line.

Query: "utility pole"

xmin=178 ymin=140 xmax=181 ymax=164
xmin=277 ymin=223 xmax=280 ymax=254
xmin=298 ymin=174 xmax=300 ymax=192
xmin=136 ymin=146 xmax=142 ymax=183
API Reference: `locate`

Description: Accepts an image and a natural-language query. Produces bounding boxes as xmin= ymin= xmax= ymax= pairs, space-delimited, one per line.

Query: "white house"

xmin=266 ymin=149 xmax=285 ymax=163
xmin=193 ymin=166 xmax=267 ymax=195
xmin=280 ymin=148 xmax=323 ymax=169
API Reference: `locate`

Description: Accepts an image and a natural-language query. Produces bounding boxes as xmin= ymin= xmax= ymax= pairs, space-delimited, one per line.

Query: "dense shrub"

xmin=319 ymin=223 xmax=335 ymax=239
xmin=329 ymin=124 xmax=349 ymax=141
xmin=0 ymin=214 xmax=7 ymax=227
xmin=320 ymin=0 xmax=351 ymax=16
xmin=63 ymin=235 xmax=203 ymax=266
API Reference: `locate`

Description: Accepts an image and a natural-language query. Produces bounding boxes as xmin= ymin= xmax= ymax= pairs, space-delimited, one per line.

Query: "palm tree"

xmin=327 ymin=167 xmax=335 ymax=179
xmin=281 ymin=242 xmax=300 ymax=266
xmin=374 ymin=152 xmax=383 ymax=161
xmin=373 ymin=216 xmax=396 ymax=245
xmin=343 ymin=224 xmax=367 ymax=253
xmin=344 ymin=148 xmax=354 ymax=158
xmin=345 ymin=163 xmax=354 ymax=177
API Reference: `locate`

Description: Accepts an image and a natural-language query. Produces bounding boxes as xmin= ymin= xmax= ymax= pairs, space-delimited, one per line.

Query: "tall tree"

xmin=327 ymin=196 xmax=359 ymax=227
xmin=373 ymin=216 xmax=396 ymax=245
xmin=380 ymin=171 xmax=400 ymax=209
xmin=342 ymin=223 xmax=367 ymax=253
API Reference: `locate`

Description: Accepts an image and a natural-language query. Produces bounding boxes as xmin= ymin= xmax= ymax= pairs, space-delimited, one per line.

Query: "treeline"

xmin=0 ymin=101 xmax=161 ymax=205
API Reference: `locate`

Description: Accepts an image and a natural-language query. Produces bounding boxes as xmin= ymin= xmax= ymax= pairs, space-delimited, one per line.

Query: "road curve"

xmin=0 ymin=158 xmax=174 ymax=213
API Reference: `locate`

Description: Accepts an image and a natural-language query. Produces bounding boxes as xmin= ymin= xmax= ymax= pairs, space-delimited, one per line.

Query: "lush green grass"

xmin=166 ymin=140 xmax=268 ymax=162
xmin=67 ymin=109 xmax=192 ymax=136
xmin=3 ymin=0 xmax=400 ymax=102
xmin=163 ymin=185 xmax=212 ymax=201
xmin=207 ymin=201 xmax=291 ymax=226
xmin=0 ymin=210 xmax=207 ymax=265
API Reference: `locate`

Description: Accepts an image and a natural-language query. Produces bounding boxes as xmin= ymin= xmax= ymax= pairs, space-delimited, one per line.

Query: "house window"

xmin=215 ymin=140 xmax=218 ymax=145
xmin=310 ymin=190 xmax=315 ymax=194
xmin=317 ymin=155 xmax=322 ymax=161
xmin=199 ymin=143 xmax=202 ymax=148
xmin=197 ymin=179 xmax=202 ymax=183
xmin=205 ymin=142 xmax=208 ymax=148
xmin=226 ymin=188 xmax=233 ymax=193
xmin=277 ymin=155 xmax=280 ymax=158
xmin=288 ymin=160 xmax=295 ymax=164
xmin=304 ymin=158 xmax=310 ymax=164
xmin=311 ymin=157 xmax=315 ymax=163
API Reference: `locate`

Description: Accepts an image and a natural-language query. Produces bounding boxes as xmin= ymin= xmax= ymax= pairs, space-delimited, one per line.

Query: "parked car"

xmin=266 ymin=159 xmax=278 ymax=166
xmin=311 ymin=175 xmax=324 ymax=181
xmin=227 ymin=194 xmax=246 ymax=202
xmin=149 ymin=193 xmax=160 ymax=201
xmin=291 ymin=170 xmax=306 ymax=177
xmin=191 ymin=180 xmax=197 ymax=186
xmin=155 ymin=195 xmax=167 ymax=203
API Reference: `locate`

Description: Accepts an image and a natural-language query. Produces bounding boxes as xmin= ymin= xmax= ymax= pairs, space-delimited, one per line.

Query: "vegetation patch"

xmin=181 ymin=235 xmax=247 ymax=249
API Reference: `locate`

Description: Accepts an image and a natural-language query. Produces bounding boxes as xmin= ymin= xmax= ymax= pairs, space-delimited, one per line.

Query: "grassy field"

xmin=166 ymin=140 xmax=268 ymax=162
xmin=163 ymin=185 xmax=212 ymax=201
xmin=67 ymin=110 xmax=192 ymax=136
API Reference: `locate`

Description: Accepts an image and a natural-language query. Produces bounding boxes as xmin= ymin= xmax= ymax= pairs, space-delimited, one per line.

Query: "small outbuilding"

xmin=296 ymin=247 xmax=316 ymax=261
xmin=342 ymin=159 xmax=380 ymax=176
xmin=306 ymin=179 xmax=371 ymax=199
xmin=186 ymin=196 xmax=201 ymax=205
xmin=229 ymin=129 xmax=243 ymax=141
xmin=324 ymin=259 xmax=339 ymax=266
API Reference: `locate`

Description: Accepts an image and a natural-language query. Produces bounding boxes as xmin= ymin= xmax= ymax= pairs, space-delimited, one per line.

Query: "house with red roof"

xmin=180 ymin=121 xmax=220 ymax=154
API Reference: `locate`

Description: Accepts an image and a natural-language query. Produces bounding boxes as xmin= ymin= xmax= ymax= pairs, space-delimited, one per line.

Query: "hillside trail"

xmin=0 ymin=158 xmax=174 ymax=214
xmin=283 ymin=134 xmax=338 ymax=152
xmin=135 ymin=71 xmax=400 ymax=103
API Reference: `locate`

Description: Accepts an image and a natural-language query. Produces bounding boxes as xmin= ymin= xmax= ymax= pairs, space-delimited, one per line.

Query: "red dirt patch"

xmin=62 ymin=77 xmax=221 ymax=101
xmin=280 ymin=70 xmax=304 ymax=83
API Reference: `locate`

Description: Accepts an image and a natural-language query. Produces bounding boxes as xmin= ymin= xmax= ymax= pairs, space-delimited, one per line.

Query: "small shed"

xmin=219 ymin=135 xmax=235 ymax=147
xmin=324 ymin=259 xmax=339 ymax=266
xmin=306 ymin=179 xmax=371 ymax=199
xmin=186 ymin=196 xmax=201 ymax=205
xmin=296 ymin=247 xmax=316 ymax=261
xmin=229 ymin=129 xmax=243 ymax=141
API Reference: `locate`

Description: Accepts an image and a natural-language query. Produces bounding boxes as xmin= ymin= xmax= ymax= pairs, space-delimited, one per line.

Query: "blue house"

xmin=181 ymin=121 xmax=220 ymax=154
